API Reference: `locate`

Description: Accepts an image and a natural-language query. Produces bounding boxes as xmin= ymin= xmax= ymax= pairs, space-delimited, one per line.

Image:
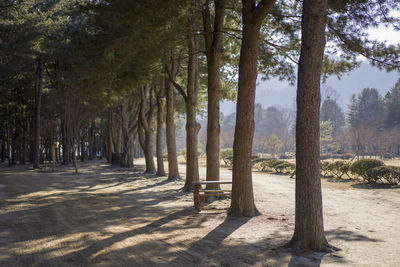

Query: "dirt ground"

xmin=1 ymin=158 xmax=400 ymax=266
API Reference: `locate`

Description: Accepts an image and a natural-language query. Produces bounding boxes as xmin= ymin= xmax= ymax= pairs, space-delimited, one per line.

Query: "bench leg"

xmin=194 ymin=185 xmax=201 ymax=211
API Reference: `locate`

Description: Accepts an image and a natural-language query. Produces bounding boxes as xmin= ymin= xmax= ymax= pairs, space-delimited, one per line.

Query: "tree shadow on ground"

xmin=326 ymin=227 xmax=382 ymax=242
xmin=0 ymin=162 xmax=382 ymax=266
xmin=325 ymin=177 xmax=358 ymax=183
xmin=283 ymin=226 xmax=382 ymax=267
xmin=351 ymin=182 xmax=400 ymax=190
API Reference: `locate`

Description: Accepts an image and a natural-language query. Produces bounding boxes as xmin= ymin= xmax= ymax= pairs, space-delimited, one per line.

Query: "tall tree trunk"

xmin=229 ymin=0 xmax=276 ymax=217
xmin=107 ymin=109 xmax=113 ymax=163
xmin=7 ymin=124 xmax=11 ymax=167
xmin=1 ymin=130 xmax=5 ymax=163
xmin=80 ymin=134 xmax=86 ymax=162
xmin=139 ymin=86 xmax=156 ymax=173
xmin=88 ymin=121 xmax=95 ymax=160
xmin=203 ymin=0 xmax=226 ymax=190
xmin=33 ymin=54 xmax=43 ymax=169
xmin=121 ymin=98 xmax=139 ymax=168
xmin=165 ymin=60 xmax=180 ymax=180
xmin=21 ymin=116 xmax=27 ymax=164
xmin=287 ymin=0 xmax=331 ymax=251
xmin=183 ymin=24 xmax=200 ymax=191
xmin=61 ymin=111 xmax=70 ymax=165
xmin=72 ymin=143 xmax=78 ymax=173
xmin=156 ymin=80 xmax=166 ymax=176
xmin=11 ymin=122 xmax=18 ymax=164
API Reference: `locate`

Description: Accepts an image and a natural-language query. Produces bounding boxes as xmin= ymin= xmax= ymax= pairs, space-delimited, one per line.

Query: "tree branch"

xmin=164 ymin=64 xmax=188 ymax=102
xmin=139 ymin=86 xmax=150 ymax=132
xmin=251 ymin=0 xmax=277 ymax=27
xmin=44 ymin=63 xmax=57 ymax=90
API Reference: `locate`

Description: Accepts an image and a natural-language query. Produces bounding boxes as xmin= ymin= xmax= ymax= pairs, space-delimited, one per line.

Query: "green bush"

xmin=350 ymin=159 xmax=384 ymax=183
xmin=222 ymin=153 xmax=259 ymax=168
xmin=252 ymin=157 xmax=267 ymax=166
xmin=223 ymin=156 xmax=234 ymax=167
xmin=273 ymin=162 xmax=296 ymax=174
xmin=327 ymin=161 xmax=351 ymax=179
xmin=369 ymin=166 xmax=400 ymax=185
xmin=253 ymin=158 xmax=273 ymax=171
xmin=220 ymin=148 xmax=233 ymax=159
xmin=320 ymin=161 xmax=331 ymax=177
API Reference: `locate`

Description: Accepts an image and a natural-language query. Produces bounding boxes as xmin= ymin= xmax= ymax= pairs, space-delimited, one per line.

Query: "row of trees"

xmin=218 ymin=77 xmax=400 ymax=157
xmin=319 ymin=80 xmax=400 ymax=158
xmin=1 ymin=0 xmax=399 ymax=251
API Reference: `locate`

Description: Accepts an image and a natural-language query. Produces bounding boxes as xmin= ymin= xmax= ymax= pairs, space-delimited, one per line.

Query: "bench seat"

xmin=192 ymin=180 xmax=232 ymax=211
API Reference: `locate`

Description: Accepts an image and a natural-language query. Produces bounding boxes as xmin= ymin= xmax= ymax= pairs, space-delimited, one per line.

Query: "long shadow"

xmin=0 ymin=173 xmax=204 ymax=266
xmin=52 ymin=208 xmax=197 ymax=265
xmin=351 ymin=183 xmax=400 ymax=190
xmin=326 ymin=227 xmax=382 ymax=242
xmin=326 ymin=177 xmax=358 ymax=184
xmin=165 ymin=216 xmax=250 ymax=265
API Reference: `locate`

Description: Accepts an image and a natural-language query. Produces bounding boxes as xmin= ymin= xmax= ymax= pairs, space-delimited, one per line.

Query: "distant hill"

xmin=221 ymin=63 xmax=399 ymax=115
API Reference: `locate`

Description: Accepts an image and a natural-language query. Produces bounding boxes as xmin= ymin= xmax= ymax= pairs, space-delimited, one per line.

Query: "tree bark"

xmin=33 ymin=54 xmax=43 ymax=169
xmin=165 ymin=59 xmax=180 ymax=180
xmin=229 ymin=0 xmax=276 ymax=217
xmin=61 ymin=107 xmax=70 ymax=165
xmin=88 ymin=121 xmax=95 ymax=160
xmin=21 ymin=116 xmax=27 ymax=164
xmin=183 ymin=23 xmax=200 ymax=191
xmin=107 ymin=109 xmax=113 ymax=163
xmin=80 ymin=134 xmax=86 ymax=162
xmin=72 ymin=144 xmax=78 ymax=173
xmin=203 ymin=0 xmax=226 ymax=190
xmin=7 ymin=123 xmax=11 ymax=167
xmin=139 ymin=86 xmax=156 ymax=173
xmin=287 ymin=0 xmax=330 ymax=251
xmin=1 ymin=131 xmax=5 ymax=163
xmin=121 ymin=97 xmax=139 ymax=168
xmin=155 ymin=80 xmax=166 ymax=176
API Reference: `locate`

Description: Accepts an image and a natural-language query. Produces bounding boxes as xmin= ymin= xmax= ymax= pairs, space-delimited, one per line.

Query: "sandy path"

xmin=0 ymin=159 xmax=399 ymax=266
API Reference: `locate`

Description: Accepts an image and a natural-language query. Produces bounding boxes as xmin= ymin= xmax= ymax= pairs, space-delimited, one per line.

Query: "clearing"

xmin=1 ymin=159 xmax=399 ymax=266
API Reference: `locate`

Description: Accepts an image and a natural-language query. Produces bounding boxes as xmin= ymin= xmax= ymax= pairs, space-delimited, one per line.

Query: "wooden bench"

xmin=192 ymin=180 xmax=232 ymax=211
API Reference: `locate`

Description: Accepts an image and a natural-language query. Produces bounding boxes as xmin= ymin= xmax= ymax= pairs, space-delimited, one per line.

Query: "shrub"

xmin=274 ymin=162 xmax=296 ymax=174
xmin=350 ymin=159 xmax=384 ymax=183
xmin=220 ymin=148 xmax=233 ymax=159
xmin=223 ymin=156 xmax=234 ymax=167
xmin=222 ymin=153 xmax=259 ymax=167
xmin=370 ymin=166 xmax=400 ymax=185
xmin=327 ymin=161 xmax=351 ymax=178
xmin=320 ymin=161 xmax=331 ymax=177
xmin=252 ymin=157 xmax=267 ymax=169
xmin=269 ymin=160 xmax=286 ymax=172
xmin=256 ymin=158 xmax=275 ymax=171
